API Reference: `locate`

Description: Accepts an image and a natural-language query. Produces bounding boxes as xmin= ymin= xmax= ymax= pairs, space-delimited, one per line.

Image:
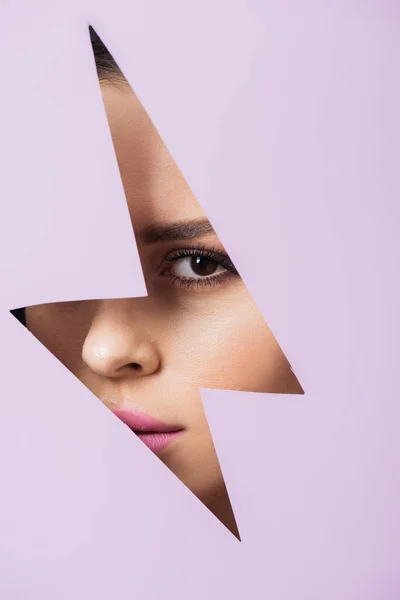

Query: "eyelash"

xmin=159 ymin=245 xmax=239 ymax=290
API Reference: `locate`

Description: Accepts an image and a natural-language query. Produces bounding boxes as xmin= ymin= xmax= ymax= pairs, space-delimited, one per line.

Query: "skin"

xmin=25 ymin=78 xmax=303 ymax=537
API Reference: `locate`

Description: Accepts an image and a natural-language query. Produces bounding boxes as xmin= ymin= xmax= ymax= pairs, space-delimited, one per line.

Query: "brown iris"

xmin=190 ymin=256 xmax=218 ymax=277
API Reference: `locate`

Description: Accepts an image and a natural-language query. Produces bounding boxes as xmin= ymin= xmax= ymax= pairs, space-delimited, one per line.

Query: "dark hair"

xmin=89 ymin=26 xmax=126 ymax=85
xmin=10 ymin=28 xmax=122 ymax=329
xmin=10 ymin=307 xmax=26 ymax=326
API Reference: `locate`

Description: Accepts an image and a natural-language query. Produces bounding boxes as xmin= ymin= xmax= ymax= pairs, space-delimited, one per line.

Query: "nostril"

xmin=130 ymin=362 xmax=142 ymax=372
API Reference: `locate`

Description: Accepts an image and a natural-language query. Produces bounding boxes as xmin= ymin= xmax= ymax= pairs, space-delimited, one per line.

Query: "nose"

xmin=82 ymin=301 xmax=161 ymax=379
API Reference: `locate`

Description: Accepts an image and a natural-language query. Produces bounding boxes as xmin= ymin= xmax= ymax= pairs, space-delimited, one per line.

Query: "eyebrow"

xmin=139 ymin=218 xmax=215 ymax=244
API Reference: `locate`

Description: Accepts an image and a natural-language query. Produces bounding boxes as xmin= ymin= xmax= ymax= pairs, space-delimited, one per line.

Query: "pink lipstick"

xmin=112 ymin=408 xmax=183 ymax=453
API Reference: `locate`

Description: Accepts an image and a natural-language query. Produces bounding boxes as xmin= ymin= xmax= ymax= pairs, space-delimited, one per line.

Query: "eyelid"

xmin=159 ymin=245 xmax=238 ymax=274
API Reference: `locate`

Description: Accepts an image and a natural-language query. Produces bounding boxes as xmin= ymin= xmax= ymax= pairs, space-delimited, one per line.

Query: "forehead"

xmin=100 ymin=84 xmax=205 ymax=229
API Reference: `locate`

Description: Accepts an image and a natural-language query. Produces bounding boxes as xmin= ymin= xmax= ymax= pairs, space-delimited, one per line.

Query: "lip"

xmin=112 ymin=408 xmax=183 ymax=453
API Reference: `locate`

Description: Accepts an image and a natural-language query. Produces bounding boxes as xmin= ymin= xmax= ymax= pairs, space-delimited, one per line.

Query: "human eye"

xmin=158 ymin=246 xmax=239 ymax=290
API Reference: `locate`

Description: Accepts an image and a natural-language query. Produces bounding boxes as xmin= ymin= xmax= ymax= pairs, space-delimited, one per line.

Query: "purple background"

xmin=0 ymin=1 xmax=399 ymax=598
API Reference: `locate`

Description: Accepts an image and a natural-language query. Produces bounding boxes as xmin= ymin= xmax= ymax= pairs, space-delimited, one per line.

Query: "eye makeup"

xmin=157 ymin=245 xmax=240 ymax=291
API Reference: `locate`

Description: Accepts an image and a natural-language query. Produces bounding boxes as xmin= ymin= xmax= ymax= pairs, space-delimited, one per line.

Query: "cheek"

xmin=25 ymin=304 xmax=93 ymax=373
xmin=162 ymin=288 xmax=283 ymax=392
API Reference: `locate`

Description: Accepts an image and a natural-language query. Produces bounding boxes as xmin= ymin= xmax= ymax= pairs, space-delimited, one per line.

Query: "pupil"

xmin=190 ymin=256 xmax=218 ymax=276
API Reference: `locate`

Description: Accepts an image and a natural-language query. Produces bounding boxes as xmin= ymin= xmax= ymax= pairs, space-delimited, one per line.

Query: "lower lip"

xmin=135 ymin=430 xmax=182 ymax=453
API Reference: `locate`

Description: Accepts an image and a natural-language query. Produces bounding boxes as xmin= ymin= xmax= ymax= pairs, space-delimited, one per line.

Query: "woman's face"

xmin=25 ymin=81 xmax=302 ymax=535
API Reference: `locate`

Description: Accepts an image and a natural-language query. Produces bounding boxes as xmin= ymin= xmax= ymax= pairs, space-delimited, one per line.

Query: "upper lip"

xmin=112 ymin=407 xmax=182 ymax=433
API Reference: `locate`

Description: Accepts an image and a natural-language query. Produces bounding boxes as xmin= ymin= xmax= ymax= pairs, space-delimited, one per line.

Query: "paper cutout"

xmin=10 ymin=26 xmax=303 ymax=539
